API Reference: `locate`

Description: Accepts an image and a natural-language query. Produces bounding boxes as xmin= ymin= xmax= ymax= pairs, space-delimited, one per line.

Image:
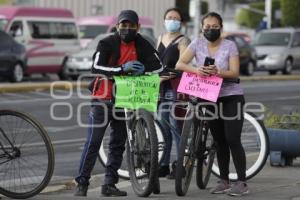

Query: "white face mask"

xmin=164 ymin=20 xmax=181 ymax=33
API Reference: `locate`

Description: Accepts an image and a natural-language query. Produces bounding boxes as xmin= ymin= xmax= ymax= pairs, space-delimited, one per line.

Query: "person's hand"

xmin=197 ymin=66 xmax=211 ymax=76
xmin=204 ymin=65 xmax=218 ymax=75
xmin=197 ymin=65 xmax=218 ymax=76
xmin=122 ymin=61 xmax=145 ymax=75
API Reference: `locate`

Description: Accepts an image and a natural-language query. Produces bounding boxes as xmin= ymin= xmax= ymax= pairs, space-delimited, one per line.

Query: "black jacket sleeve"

xmin=91 ymin=37 xmax=123 ymax=76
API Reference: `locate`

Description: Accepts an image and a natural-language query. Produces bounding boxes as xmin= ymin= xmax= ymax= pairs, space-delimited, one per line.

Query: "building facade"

xmin=11 ymin=0 xmax=175 ymax=37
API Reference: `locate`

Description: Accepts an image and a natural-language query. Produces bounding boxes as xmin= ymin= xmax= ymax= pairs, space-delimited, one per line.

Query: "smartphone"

xmin=204 ymin=57 xmax=215 ymax=66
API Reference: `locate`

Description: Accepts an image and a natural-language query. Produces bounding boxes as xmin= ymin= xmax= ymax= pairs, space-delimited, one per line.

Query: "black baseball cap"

xmin=118 ymin=10 xmax=139 ymax=24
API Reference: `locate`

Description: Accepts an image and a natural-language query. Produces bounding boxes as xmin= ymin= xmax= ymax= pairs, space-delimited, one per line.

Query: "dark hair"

xmin=201 ymin=12 xmax=223 ymax=28
xmin=164 ymin=7 xmax=183 ymax=22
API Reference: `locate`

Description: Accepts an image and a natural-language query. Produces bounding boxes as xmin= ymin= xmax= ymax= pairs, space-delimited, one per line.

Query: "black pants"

xmin=206 ymin=95 xmax=246 ymax=181
xmin=75 ymin=101 xmax=127 ymax=186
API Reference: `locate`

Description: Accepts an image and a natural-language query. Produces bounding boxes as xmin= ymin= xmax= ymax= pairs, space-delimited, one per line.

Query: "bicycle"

xmin=98 ymin=70 xmax=184 ymax=180
xmin=95 ymin=75 xmax=160 ymax=197
xmin=98 ymin=119 xmax=165 ymax=180
xmin=0 ymin=109 xmax=55 ymax=199
xmin=175 ymin=80 xmax=269 ymax=196
xmin=98 ymin=82 xmax=185 ymax=180
xmin=99 ymin=72 xmax=269 ymax=185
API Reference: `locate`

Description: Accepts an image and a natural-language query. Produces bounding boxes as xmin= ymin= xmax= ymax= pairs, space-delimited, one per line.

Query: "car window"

xmin=79 ymin=25 xmax=109 ymax=39
xmin=9 ymin=21 xmax=23 ymax=37
xmin=140 ymin=27 xmax=154 ymax=38
xmin=0 ymin=31 xmax=14 ymax=47
xmin=253 ymin=32 xmax=291 ymax=46
xmin=86 ymin=34 xmax=110 ymax=49
xmin=28 ymin=21 xmax=78 ymax=39
xmin=292 ymin=32 xmax=300 ymax=47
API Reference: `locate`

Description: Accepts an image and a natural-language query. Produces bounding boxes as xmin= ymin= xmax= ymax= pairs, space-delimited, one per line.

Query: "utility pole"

xmin=193 ymin=0 xmax=201 ymax=38
xmin=265 ymin=0 xmax=272 ymax=29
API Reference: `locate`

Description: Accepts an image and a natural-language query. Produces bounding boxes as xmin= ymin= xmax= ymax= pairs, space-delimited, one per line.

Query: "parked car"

xmin=223 ymin=32 xmax=257 ymax=76
xmin=0 ymin=6 xmax=81 ymax=80
xmin=252 ymin=27 xmax=300 ymax=75
xmin=65 ymin=33 xmax=156 ymax=80
xmin=0 ymin=30 xmax=27 ymax=82
xmin=77 ymin=16 xmax=155 ymax=48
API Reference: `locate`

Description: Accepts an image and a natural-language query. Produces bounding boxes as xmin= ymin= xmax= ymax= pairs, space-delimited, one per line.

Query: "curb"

xmin=0 ymin=81 xmax=89 ymax=93
xmin=0 ymin=75 xmax=300 ymax=93
xmin=240 ymin=75 xmax=300 ymax=81
xmin=41 ymin=174 xmax=105 ymax=194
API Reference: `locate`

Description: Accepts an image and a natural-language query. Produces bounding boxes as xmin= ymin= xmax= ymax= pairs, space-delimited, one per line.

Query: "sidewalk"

xmin=8 ymin=160 xmax=300 ymax=200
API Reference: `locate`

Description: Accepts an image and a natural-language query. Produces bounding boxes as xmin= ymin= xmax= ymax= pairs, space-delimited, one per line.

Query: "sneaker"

xmin=74 ymin=184 xmax=88 ymax=196
xmin=228 ymin=181 xmax=249 ymax=196
xmin=210 ymin=179 xmax=231 ymax=194
xmin=159 ymin=165 xmax=170 ymax=177
xmin=101 ymin=184 xmax=127 ymax=197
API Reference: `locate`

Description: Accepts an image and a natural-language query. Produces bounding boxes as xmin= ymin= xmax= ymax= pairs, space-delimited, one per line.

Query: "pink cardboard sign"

xmin=177 ymin=72 xmax=223 ymax=102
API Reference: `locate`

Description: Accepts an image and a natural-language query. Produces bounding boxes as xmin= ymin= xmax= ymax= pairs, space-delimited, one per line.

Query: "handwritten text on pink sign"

xmin=177 ymin=72 xmax=223 ymax=102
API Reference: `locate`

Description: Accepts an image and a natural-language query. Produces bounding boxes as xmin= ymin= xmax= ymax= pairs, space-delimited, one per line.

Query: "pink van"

xmin=0 ymin=6 xmax=81 ymax=80
xmin=77 ymin=16 xmax=154 ymax=48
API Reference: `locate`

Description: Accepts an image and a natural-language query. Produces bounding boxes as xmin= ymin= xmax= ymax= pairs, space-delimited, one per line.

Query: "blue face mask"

xmin=164 ymin=20 xmax=181 ymax=33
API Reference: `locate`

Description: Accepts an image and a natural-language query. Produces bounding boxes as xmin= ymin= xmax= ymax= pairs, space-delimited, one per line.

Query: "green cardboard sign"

xmin=114 ymin=75 xmax=160 ymax=112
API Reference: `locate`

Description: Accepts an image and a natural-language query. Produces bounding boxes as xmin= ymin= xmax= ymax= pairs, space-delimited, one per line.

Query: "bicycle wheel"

xmin=175 ymin=108 xmax=197 ymax=196
xmin=0 ymin=110 xmax=54 ymax=199
xmin=211 ymin=112 xmax=269 ymax=180
xmin=98 ymin=120 xmax=164 ymax=180
xmin=127 ymin=109 xmax=158 ymax=197
xmin=196 ymin=122 xmax=216 ymax=189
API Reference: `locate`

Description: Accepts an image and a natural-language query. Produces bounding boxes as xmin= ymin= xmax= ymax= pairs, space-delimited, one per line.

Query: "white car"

xmin=253 ymin=27 xmax=300 ymax=75
xmin=65 ymin=33 xmax=156 ymax=80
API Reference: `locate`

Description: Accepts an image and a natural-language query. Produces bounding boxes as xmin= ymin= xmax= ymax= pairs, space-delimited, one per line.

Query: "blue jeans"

xmin=158 ymin=89 xmax=181 ymax=167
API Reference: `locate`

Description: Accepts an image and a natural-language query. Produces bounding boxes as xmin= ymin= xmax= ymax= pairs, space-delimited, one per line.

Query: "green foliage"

xmin=235 ymin=9 xmax=263 ymax=28
xmin=235 ymin=0 xmax=281 ymax=28
xmin=281 ymin=0 xmax=300 ymax=27
xmin=264 ymin=110 xmax=300 ymax=131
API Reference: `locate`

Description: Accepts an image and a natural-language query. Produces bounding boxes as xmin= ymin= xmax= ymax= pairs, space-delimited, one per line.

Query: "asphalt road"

xmin=0 ymin=79 xmax=299 ymax=186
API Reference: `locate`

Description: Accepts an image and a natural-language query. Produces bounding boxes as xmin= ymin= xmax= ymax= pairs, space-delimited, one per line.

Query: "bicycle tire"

xmin=196 ymin=122 xmax=215 ymax=189
xmin=0 ymin=110 xmax=54 ymax=199
xmin=127 ymin=109 xmax=158 ymax=197
xmin=175 ymin=108 xmax=197 ymax=196
xmin=98 ymin=120 xmax=165 ymax=180
xmin=211 ymin=112 xmax=269 ymax=181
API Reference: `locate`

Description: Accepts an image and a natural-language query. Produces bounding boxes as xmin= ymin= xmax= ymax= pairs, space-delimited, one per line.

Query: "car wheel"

xmin=269 ymin=70 xmax=277 ymax=75
xmin=244 ymin=60 xmax=255 ymax=76
xmin=10 ymin=63 xmax=24 ymax=82
xmin=282 ymin=59 xmax=293 ymax=75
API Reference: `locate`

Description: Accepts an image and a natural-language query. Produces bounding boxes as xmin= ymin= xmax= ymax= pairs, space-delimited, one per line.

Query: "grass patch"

xmin=264 ymin=110 xmax=300 ymax=131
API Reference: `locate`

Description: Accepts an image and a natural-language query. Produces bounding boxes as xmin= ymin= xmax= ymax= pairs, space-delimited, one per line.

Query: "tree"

xmin=281 ymin=0 xmax=300 ymax=27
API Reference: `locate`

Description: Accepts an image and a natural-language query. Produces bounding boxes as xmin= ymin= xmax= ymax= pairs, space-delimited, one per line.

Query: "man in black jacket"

xmin=74 ymin=10 xmax=163 ymax=197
